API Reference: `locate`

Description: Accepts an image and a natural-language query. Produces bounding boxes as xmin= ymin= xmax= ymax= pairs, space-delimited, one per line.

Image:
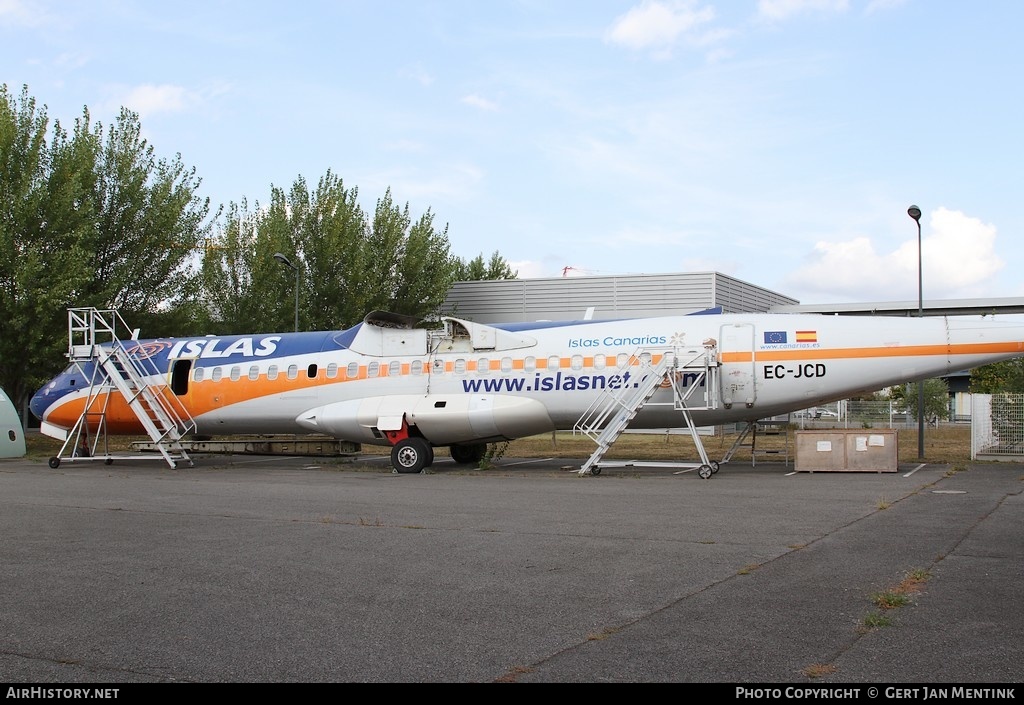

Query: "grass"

xmin=860 ymin=568 xmax=931 ymax=631
xmin=24 ymin=423 xmax=975 ymax=466
xmin=861 ymin=612 xmax=894 ymax=629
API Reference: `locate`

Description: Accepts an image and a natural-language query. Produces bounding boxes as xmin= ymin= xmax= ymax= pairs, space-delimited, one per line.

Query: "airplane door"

xmin=719 ymin=323 xmax=756 ymax=408
xmin=170 ymin=359 xmax=192 ymax=397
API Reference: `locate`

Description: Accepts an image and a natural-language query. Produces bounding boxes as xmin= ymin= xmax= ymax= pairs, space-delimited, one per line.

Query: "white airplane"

xmin=30 ymin=307 xmax=1024 ymax=475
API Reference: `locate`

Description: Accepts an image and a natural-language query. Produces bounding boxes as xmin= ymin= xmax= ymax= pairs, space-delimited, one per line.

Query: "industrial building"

xmin=439 ymin=271 xmax=797 ymax=323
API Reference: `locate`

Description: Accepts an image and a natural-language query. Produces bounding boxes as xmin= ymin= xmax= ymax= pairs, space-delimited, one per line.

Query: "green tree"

xmin=454 ymin=250 xmax=517 ymax=280
xmin=197 ymin=198 xmax=292 ymax=335
xmin=80 ymin=106 xmax=212 ymax=331
xmin=969 ymin=358 xmax=1024 ymax=393
xmin=201 ymin=174 xmax=465 ymax=333
xmin=0 ymin=84 xmax=213 ymax=411
xmin=891 ymin=378 xmax=950 ymax=421
xmin=0 ymin=85 xmax=88 ymax=411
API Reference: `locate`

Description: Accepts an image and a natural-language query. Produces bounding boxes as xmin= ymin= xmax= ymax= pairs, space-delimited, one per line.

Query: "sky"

xmin=2 ymin=0 xmax=1023 ymax=306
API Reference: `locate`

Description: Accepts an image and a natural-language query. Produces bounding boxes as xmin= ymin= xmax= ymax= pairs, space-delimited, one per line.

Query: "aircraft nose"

xmin=30 ymin=371 xmax=80 ymax=422
xmin=30 ymin=387 xmax=49 ymax=420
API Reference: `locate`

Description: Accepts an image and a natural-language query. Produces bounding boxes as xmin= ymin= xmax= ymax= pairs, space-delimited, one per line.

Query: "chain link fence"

xmin=971 ymin=393 xmax=1024 ymax=461
xmin=787 ymin=400 xmax=937 ymax=430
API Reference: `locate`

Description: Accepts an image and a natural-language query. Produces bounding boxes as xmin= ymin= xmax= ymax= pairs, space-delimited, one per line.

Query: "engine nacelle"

xmin=296 ymin=394 xmax=554 ymax=445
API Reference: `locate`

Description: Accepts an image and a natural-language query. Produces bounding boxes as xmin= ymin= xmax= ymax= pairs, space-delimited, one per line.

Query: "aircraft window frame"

xmin=268 ymin=365 xmax=278 ymax=381
xmin=211 ymin=367 xmax=223 ymax=382
xmin=248 ymin=365 xmax=260 ymax=381
xmin=307 ymin=363 xmax=318 ymax=379
xmin=454 ymin=358 xmax=466 ymax=374
xmin=594 ymin=354 xmax=606 ymax=370
xmin=388 ymin=360 xmax=400 ymax=377
xmin=368 ymin=361 xmax=380 ymax=378
xmin=547 ymin=355 xmax=561 ymax=371
xmin=432 ymin=359 xmax=444 ymax=375
xmin=501 ymin=357 xmax=512 ymax=373
xmin=477 ymin=357 xmax=490 ymax=374
xmin=287 ymin=364 xmax=298 ymax=380
xmin=230 ymin=366 xmax=241 ymax=382
xmin=523 ymin=356 xmax=535 ymax=372
xmin=410 ymin=359 xmax=423 ymax=376
xmin=617 ymin=353 xmax=629 ymax=368
xmin=326 ymin=363 xmax=338 ymax=379
xmin=193 ymin=367 xmax=204 ymax=382
xmin=571 ymin=354 xmax=584 ymax=371
xmin=347 ymin=362 xmax=359 ymax=379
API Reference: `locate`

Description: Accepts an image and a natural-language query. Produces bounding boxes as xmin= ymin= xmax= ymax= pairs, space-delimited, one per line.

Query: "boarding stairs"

xmin=574 ymin=345 xmax=720 ymax=477
xmin=50 ymin=308 xmax=196 ymax=469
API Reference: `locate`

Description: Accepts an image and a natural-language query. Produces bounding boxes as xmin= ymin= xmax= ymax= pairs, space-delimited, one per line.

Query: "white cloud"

xmin=509 ymin=260 xmax=550 ymax=279
xmin=461 ymin=94 xmax=499 ymax=111
xmin=606 ymin=0 xmax=715 ymax=51
xmin=402 ymin=64 xmax=434 ymax=87
xmin=113 ymin=84 xmax=191 ymax=118
xmin=785 ymin=207 xmax=1003 ymax=301
xmin=0 ymin=0 xmax=50 ymax=27
xmin=757 ymin=0 xmax=849 ymax=21
xmin=865 ymin=0 xmax=908 ymax=15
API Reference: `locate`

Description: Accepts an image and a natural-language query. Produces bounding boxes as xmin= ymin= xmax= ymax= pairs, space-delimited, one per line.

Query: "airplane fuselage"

xmin=30 ymin=311 xmax=1024 ymax=469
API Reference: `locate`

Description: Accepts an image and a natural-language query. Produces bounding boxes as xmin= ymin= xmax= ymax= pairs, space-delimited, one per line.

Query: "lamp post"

xmin=273 ymin=252 xmax=299 ymax=332
xmin=907 ymin=205 xmax=924 ymax=460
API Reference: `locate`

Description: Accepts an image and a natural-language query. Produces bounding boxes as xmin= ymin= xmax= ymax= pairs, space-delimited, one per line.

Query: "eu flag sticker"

xmin=764 ymin=331 xmax=788 ymax=344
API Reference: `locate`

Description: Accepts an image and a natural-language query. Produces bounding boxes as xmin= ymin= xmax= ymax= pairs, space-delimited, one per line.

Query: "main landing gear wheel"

xmin=392 ymin=437 xmax=433 ymax=474
xmin=698 ymin=464 xmax=713 ymax=479
xmin=449 ymin=442 xmax=486 ymax=465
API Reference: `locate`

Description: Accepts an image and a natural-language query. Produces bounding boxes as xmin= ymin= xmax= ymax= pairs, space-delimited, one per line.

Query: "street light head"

xmin=273 ymin=252 xmax=296 ymax=270
xmin=907 ymin=205 xmax=922 ymax=222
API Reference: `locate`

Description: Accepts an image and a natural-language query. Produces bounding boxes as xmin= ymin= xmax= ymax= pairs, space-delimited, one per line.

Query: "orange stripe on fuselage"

xmin=720 ymin=340 xmax=1024 ymax=363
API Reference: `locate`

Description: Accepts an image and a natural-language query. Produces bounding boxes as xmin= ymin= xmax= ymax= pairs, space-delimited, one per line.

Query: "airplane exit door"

xmin=719 ymin=323 xmax=756 ymax=408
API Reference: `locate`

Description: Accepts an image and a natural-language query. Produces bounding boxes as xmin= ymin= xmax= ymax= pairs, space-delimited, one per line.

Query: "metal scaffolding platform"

xmin=47 ymin=308 xmax=196 ymax=469
xmin=573 ymin=345 xmax=722 ymax=477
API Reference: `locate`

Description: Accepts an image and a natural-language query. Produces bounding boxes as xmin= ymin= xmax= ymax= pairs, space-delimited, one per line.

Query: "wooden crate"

xmin=794 ymin=429 xmax=898 ymax=473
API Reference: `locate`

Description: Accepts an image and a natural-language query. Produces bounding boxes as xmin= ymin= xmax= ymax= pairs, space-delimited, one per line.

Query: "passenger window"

xmin=594 ymin=354 xmax=606 ymax=370
xmin=268 ymin=365 xmax=278 ymax=381
xmin=524 ymin=356 xmax=535 ymax=372
xmin=287 ymin=365 xmax=298 ymax=380
xmin=547 ymin=355 xmax=560 ymax=370
xmin=411 ymin=359 xmax=423 ymax=375
xmin=368 ymin=361 xmax=379 ymax=377
xmin=477 ymin=357 xmax=490 ymax=374
xmin=454 ymin=358 xmax=466 ymax=374
xmin=248 ymin=365 xmax=259 ymax=381
xmin=193 ymin=367 xmax=205 ymax=382
xmin=211 ymin=367 xmax=222 ymax=382
xmin=347 ymin=362 xmax=359 ymax=379
xmin=307 ymin=364 xmax=318 ymax=379
xmin=389 ymin=360 xmax=400 ymax=377
xmin=326 ymin=363 xmax=338 ymax=378
xmin=571 ymin=355 xmax=584 ymax=370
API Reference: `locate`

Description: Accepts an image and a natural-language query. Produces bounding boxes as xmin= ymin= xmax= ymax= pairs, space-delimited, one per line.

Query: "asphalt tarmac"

xmin=1 ymin=450 xmax=1021 ymax=684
